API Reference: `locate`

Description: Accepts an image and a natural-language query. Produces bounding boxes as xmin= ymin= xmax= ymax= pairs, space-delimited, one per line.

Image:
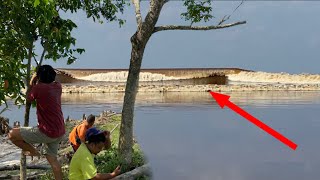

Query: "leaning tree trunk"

xmin=119 ymin=33 xmax=148 ymax=167
xmin=20 ymin=46 xmax=33 ymax=180
xmin=118 ymin=0 xmax=165 ymax=167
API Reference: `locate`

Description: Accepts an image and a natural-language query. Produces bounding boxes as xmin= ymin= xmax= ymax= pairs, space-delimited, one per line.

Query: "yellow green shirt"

xmin=69 ymin=143 xmax=97 ymax=180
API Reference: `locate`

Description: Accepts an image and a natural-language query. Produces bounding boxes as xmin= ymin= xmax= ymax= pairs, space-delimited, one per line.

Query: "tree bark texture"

xmin=112 ymin=164 xmax=151 ymax=180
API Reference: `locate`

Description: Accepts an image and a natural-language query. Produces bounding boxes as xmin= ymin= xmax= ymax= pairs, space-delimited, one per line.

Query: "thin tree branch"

xmin=218 ymin=15 xmax=230 ymax=26
xmin=0 ymin=172 xmax=46 ymax=179
xmin=233 ymin=0 xmax=245 ymax=13
xmin=218 ymin=1 xmax=244 ymax=26
xmin=0 ymin=101 xmax=9 ymax=116
xmin=0 ymin=164 xmax=50 ymax=171
xmin=111 ymin=123 xmax=120 ymax=134
xmin=132 ymin=0 xmax=143 ymax=29
xmin=38 ymin=48 xmax=46 ymax=67
xmin=32 ymin=55 xmax=38 ymax=65
xmin=38 ymin=38 xmax=46 ymax=67
xmin=153 ymin=21 xmax=246 ymax=33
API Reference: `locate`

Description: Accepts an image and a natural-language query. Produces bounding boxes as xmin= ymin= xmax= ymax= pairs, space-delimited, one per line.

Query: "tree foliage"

xmin=56 ymin=0 xmax=126 ymax=25
xmin=0 ymin=0 xmax=125 ymax=113
xmin=0 ymin=57 xmax=26 ymax=114
xmin=181 ymin=0 xmax=213 ymax=25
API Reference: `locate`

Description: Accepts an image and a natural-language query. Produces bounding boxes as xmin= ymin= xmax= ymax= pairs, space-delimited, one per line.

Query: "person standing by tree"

xmin=8 ymin=65 xmax=65 ymax=180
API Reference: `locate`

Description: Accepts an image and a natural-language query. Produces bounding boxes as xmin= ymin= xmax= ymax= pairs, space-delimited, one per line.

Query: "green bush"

xmin=96 ymin=144 xmax=146 ymax=173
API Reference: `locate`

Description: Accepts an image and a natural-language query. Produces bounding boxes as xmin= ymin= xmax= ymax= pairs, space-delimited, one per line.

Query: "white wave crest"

xmin=227 ymin=71 xmax=320 ymax=84
xmin=77 ymin=71 xmax=181 ymax=82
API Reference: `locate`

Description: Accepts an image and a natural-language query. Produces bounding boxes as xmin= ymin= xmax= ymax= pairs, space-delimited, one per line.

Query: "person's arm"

xmin=29 ymin=74 xmax=38 ymax=86
xmin=91 ymin=166 xmax=121 ymax=180
xmin=26 ymin=74 xmax=38 ymax=103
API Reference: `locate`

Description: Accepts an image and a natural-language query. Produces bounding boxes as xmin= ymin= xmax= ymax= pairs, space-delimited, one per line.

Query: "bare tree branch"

xmin=38 ymin=38 xmax=47 ymax=67
xmin=0 ymin=102 xmax=9 ymax=115
xmin=153 ymin=21 xmax=246 ymax=33
xmin=218 ymin=15 xmax=230 ymax=26
xmin=132 ymin=0 xmax=143 ymax=29
xmin=233 ymin=0 xmax=245 ymax=13
xmin=217 ymin=0 xmax=244 ymax=26
xmin=0 ymin=164 xmax=50 ymax=171
xmin=32 ymin=54 xmax=39 ymax=66
xmin=32 ymin=40 xmax=46 ymax=67
xmin=32 ymin=48 xmax=46 ymax=67
xmin=0 ymin=172 xmax=46 ymax=179
xmin=38 ymin=48 xmax=46 ymax=67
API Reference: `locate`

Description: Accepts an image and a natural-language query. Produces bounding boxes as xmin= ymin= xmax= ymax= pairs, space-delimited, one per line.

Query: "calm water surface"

xmin=2 ymin=91 xmax=320 ymax=180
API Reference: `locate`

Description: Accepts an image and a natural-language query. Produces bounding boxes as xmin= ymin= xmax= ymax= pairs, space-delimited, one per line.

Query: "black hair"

xmin=86 ymin=114 xmax=95 ymax=124
xmin=87 ymin=133 xmax=106 ymax=144
xmin=36 ymin=65 xmax=56 ymax=84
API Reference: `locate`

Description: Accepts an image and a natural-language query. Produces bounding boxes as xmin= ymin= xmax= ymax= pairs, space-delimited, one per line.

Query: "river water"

xmin=2 ymin=91 xmax=320 ymax=180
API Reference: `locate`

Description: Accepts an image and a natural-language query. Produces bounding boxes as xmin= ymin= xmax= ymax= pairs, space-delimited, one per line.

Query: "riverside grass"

xmin=39 ymin=114 xmax=148 ymax=180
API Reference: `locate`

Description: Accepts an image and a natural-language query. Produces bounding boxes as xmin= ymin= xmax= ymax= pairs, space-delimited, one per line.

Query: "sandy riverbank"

xmin=62 ymin=84 xmax=320 ymax=93
xmin=0 ymin=136 xmax=23 ymax=166
xmin=0 ymin=136 xmax=48 ymax=168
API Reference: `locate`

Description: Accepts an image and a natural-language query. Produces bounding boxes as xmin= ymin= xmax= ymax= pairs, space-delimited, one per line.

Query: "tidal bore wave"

xmin=55 ymin=68 xmax=320 ymax=86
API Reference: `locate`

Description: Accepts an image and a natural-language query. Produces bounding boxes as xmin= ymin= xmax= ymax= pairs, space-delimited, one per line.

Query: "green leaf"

xmin=34 ymin=0 xmax=40 ymax=7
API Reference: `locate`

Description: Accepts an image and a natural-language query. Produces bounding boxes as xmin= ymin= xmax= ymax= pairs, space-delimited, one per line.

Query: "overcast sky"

xmin=41 ymin=1 xmax=320 ymax=74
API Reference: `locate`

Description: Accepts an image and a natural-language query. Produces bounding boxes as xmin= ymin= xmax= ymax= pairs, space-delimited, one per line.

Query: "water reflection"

xmin=61 ymin=91 xmax=320 ymax=107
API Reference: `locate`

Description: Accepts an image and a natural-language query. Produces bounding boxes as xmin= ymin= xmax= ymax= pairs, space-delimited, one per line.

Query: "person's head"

xmin=85 ymin=127 xmax=106 ymax=155
xmin=36 ymin=65 xmax=56 ymax=84
xmin=84 ymin=114 xmax=95 ymax=128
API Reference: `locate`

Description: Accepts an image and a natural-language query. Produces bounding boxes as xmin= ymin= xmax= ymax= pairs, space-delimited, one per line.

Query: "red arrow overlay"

xmin=209 ymin=91 xmax=298 ymax=150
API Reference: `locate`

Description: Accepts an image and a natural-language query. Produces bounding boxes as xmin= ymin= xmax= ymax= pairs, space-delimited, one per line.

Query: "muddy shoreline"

xmin=62 ymin=84 xmax=320 ymax=93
